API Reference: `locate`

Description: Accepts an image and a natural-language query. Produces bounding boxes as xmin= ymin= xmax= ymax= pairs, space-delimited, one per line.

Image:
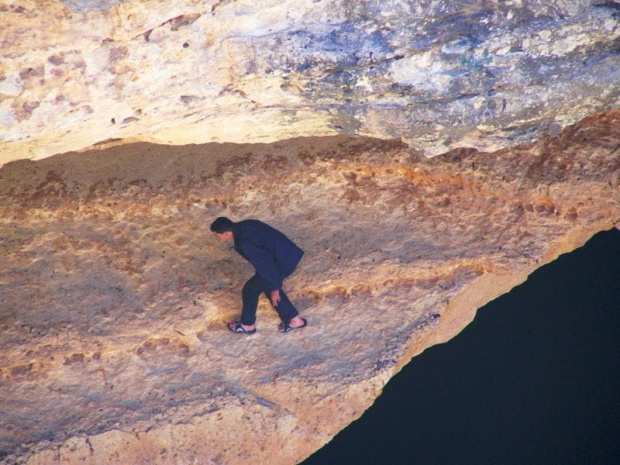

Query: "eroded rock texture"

xmin=0 ymin=111 xmax=618 ymax=464
xmin=1 ymin=0 xmax=619 ymax=164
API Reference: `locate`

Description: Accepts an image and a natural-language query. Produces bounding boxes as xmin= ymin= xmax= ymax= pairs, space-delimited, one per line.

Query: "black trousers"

xmin=240 ymin=273 xmax=298 ymax=325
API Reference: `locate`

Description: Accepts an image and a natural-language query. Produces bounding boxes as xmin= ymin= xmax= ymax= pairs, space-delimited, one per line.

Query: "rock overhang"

xmin=1 ymin=0 xmax=619 ymax=165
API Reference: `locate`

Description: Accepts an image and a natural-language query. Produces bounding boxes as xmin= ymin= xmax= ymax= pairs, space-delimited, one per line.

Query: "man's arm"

xmin=270 ymin=290 xmax=281 ymax=307
xmin=240 ymin=243 xmax=282 ymax=291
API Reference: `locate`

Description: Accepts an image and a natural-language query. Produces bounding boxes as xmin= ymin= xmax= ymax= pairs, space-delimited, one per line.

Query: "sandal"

xmin=228 ymin=321 xmax=256 ymax=334
xmin=278 ymin=318 xmax=308 ymax=333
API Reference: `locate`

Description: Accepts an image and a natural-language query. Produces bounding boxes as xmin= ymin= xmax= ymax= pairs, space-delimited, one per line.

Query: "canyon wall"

xmin=1 ymin=111 xmax=619 ymax=464
xmin=1 ymin=0 xmax=619 ymax=165
xmin=1 ymin=0 xmax=620 ymax=463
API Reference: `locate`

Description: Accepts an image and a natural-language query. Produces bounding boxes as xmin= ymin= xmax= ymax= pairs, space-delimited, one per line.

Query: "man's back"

xmin=233 ymin=219 xmax=304 ymax=285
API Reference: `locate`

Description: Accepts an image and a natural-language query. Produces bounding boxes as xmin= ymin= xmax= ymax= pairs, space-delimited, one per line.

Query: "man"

xmin=210 ymin=217 xmax=308 ymax=334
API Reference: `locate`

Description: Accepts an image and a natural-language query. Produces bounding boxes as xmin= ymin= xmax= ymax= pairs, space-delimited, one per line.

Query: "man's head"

xmin=210 ymin=216 xmax=234 ymax=242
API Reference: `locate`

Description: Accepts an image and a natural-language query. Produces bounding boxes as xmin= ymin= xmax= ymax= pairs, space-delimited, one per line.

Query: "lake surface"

xmin=303 ymin=228 xmax=620 ymax=465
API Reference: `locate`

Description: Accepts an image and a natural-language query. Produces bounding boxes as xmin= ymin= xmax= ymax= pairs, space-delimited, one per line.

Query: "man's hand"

xmin=271 ymin=290 xmax=281 ymax=307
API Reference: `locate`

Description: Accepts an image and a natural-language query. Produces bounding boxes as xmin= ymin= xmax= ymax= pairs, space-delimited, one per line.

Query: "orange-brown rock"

xmin=0 ymin=111 xmax=618 ymax=464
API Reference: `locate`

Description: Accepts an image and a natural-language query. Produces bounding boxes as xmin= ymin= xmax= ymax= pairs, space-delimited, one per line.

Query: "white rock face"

xmin=1 ymin=0 xmax=619 ymax=164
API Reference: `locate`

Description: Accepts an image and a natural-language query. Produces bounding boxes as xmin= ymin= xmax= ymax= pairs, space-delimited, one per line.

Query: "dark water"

xmin=303 ymin=228 xmax=620 ymax=465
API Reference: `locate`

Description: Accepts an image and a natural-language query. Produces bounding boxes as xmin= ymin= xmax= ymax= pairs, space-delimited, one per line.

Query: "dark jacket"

xmin=232 ymin=219 xmax=304 ymax=290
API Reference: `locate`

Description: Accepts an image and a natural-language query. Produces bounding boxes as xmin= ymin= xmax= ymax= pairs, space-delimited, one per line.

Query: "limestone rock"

xmin=1 ymin=0 xmax=619 ymax=164
xmin=0 ymin=111 xmax=618 ymax=464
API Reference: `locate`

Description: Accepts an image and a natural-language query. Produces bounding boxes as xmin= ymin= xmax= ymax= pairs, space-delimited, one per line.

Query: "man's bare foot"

xmin=228 ymin=321 xmax=256 ymax=334
xmin=288 ymin=316 xmax=305 ymax=328
xmin=278 ymin=317 xmax=308 ymax=333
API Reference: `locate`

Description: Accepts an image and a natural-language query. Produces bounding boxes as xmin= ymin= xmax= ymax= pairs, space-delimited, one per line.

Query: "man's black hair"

xmin=210 ymin=216 xmax=234 ymax=233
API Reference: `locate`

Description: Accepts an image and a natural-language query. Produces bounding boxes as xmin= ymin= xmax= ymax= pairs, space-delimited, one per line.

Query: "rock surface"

xmin=0 ymin=111 xmax=619 ymax=464
xmin=2 ymin=0 xmax=620 ymax=463
xmin=1 ymin=0 xmax=619 ymax=164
